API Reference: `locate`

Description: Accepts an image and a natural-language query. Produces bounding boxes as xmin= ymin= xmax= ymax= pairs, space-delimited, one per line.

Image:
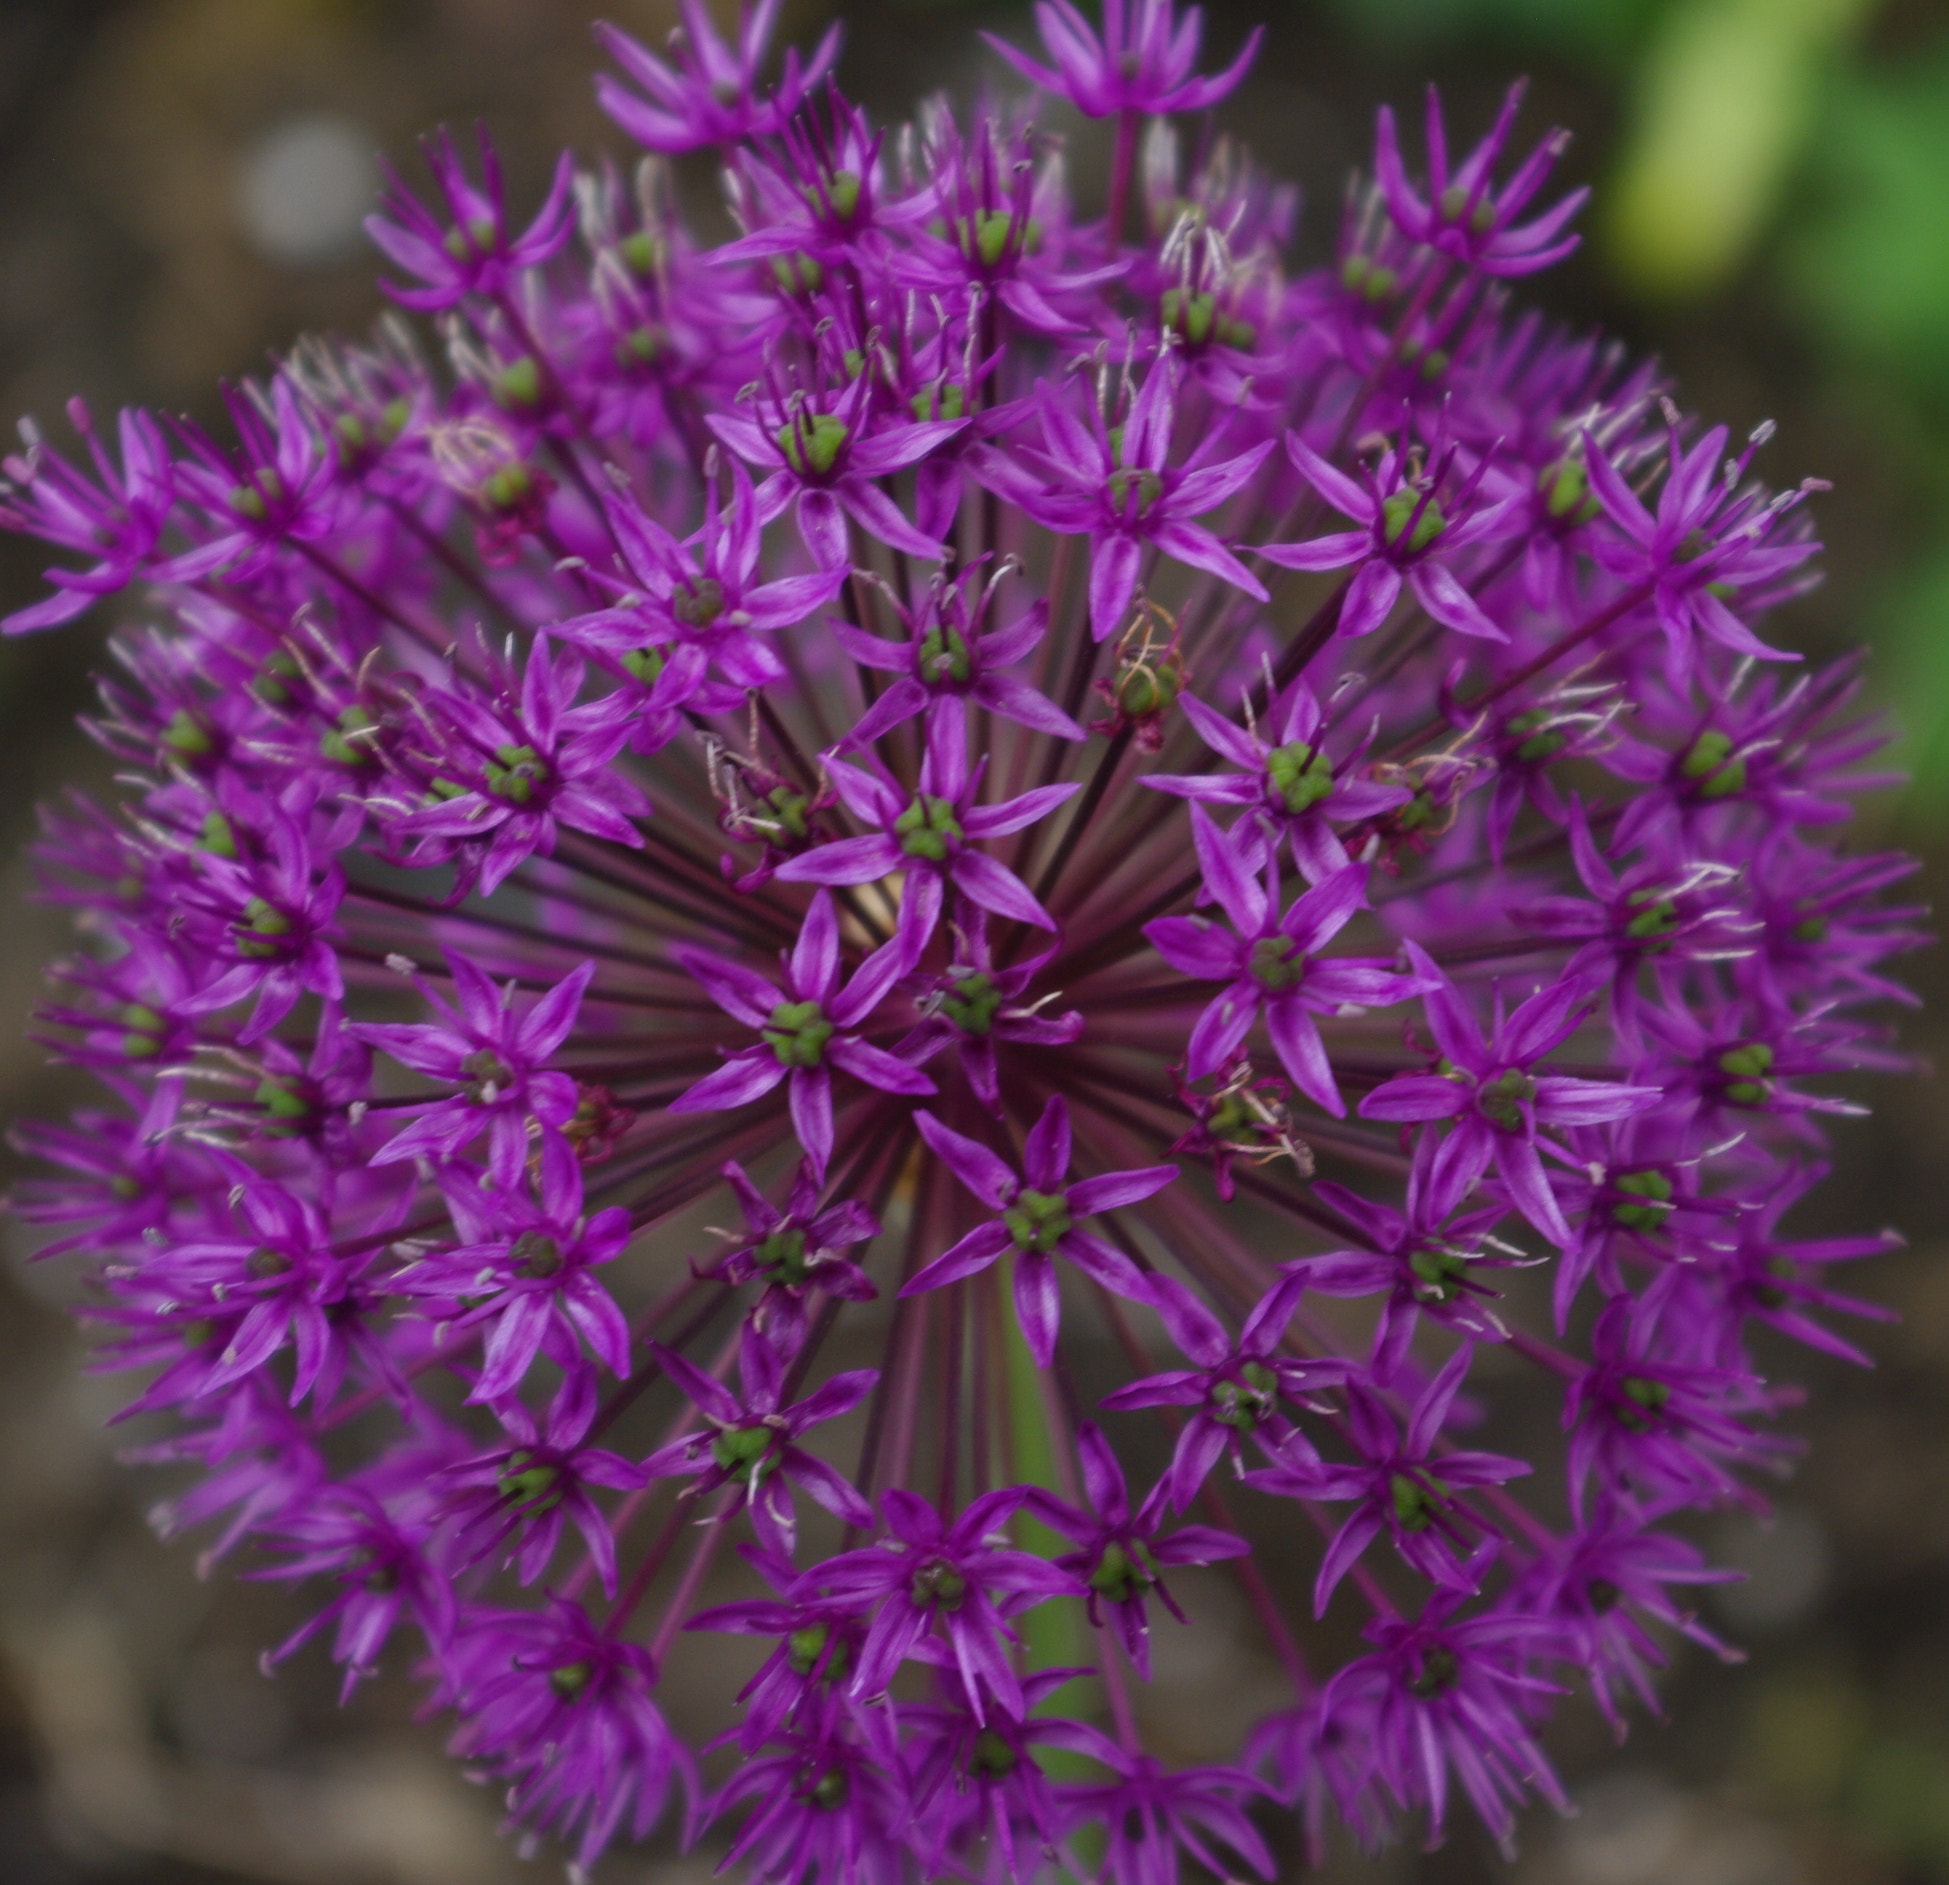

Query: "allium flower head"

xmin=4 ymin=9 xmax=1923 ymax=1880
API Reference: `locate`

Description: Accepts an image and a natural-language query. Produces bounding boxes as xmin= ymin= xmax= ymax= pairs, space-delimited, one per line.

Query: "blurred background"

xmin=2 ymin=0 xmax=1948 ymax=1880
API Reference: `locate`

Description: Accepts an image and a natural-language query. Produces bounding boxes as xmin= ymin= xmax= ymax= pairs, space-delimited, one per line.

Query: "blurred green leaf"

xmin=1605 ymin=0 xmax=1876 ymax=300
xmin=1781 ymin=48 xmax=1949 ymax=404
xmin=1871 ymin=549 xmax=1949 ymax=816
xmin=1322 ymin=0 xmax=1659 ymax=66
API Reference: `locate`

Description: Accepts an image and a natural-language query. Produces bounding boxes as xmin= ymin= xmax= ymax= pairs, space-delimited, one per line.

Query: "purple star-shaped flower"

xmin=671 ymin=890 xmax=935 ymax=1178
xmin=641 ymin=1322 xmax=877 ymax=1556
xmin=1144 ymin=811 xmax=1428 ymax=1116
xmin=708 ymin=369 xmax=965 ymax=569
xmin=1102 ymin=1270 xmax=1352 ymax=1511
xmin=807 ymin=1486 xmax=1081 ymax=1722
xmin=1374 ymin=81 xmax=1588 ymax=277
xmin=969 ymin=355 xmax=1272 ymax=639
xmin=1584 ymin=420 xmax=1816 ymax=690
xmin=1024 ymin=1421 xmax=1246 ymax=1676
xmin=403 ymin=1136 xmax=635 ymax=1402
xmin=984 ymin=0 xmax=1263 ymax=119
xmin=1257 ymin=430 xmax=1515 ymax=642
xmin=388 ymin=638 xmax=648 ymax=897
xmin=1301 ymin=1129 xmax=1532 ymax=1381
xmin=554 ymin=464 xmax=847 ymax=704
xmin=364 ymin=127 xmax=575 ymax=312
xmin=594 ymin=2 xmax=840 ymax=154
xmin=1061 ymin=1746 xmax=1274 ymax=1885
xmin=1143 ymin=680 xmax=1411 ymax=884
xmin=775 ymin=713 xmax=1078 ymax=967
xmin=897 ymin=914 xmax=1084 ymax=1114
xmin=686 ymin=1544 xmax=868 ymax=1750
xmin=1247 ymin=1344 xmax=1529 ymax=1614
xmin=435 ymin=1364 xmax=647 ymax=1597
xmin=901 ymin=1096 xmax=1173 ymax=1366
xmin=1 ymin=400 xmax=199 ymax=633
xmin=357 ymin=950 xmax=594 ymax=1187
xmin=830 ymin=567 xmax=1085 ymax=753
xmin=1319 ymin=1586 xmax=1569 ymax=1858
xmin=1359 ymin=949 xmax=1657 ymax=1246
xmin=694 ymin=1158 xmax=880 ymax=1354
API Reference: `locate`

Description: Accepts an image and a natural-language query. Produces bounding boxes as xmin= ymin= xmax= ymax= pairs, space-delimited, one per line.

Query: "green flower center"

xmin=918 ymin=624 xmax=973 ymax=685
xmin=756 ymin=1226 xmax=811 ymax=1285
xmin=461 ymin=1048 xmax=515 ymax=1104
xmin=319 ymin=705 xmax=377 ymax=768
xmin=1506 ymin=708 xmax=1569 ymax=765
xmin=1210 ymin=1360 xmax=1277 ymax=1431
xmin=1106 ymin=466 xmax=1164 ymax=516
xmin=1266 ymin=740 xmax=1334 ymax=815
xmin=711 ymin=1423 xmax=777 ymax=1481
xmin=1249 ymin=935 xmax=1305 ymax=991
xmin=1162 ymin=287 xmax=1218 ymax=347
xmin=1088 ymin=1539 xmax=1159 ymax=1604
xmin=1617 ymin=1375 xmax=1671 ymax=1430
xmin=775 ymin=413 xmax=849 ymax=479
xmin=1678 ymin=728 xmax=1747 ymax=800
xmin=512 ymin=1232 xmax=565 ymax=1279
xmin=939 ymin=970 xmax=1004 ymax=1035
xmin=1381 ymin=488 xmax=1445 ymax=554
xmin=1003 ymin=1188 xmax=1072 ymax=1254
xmin=911 ymin=1559 xmax=968 ymax=1610
xmin=497 ymin=1450 xmax=565 ymax=1510
xmin=1477 ymin=1068 xmax=1537 ymax=1133
xmin=485 ymin=743 xmax=549 ymax=805
xmin=492 ymin=356 xmax=543 ymax=413
xmin=672 ymin=577 xmax=725 ymax=628
xmin=1538 ymin=456 xmax=1600 ymax=524
xmin=765 ymin=999 xmax=834 ymax=1070
xmin=1408 ymin=1645 xmax=1459 ymax=1696
xmin=1390 ymin=1471 xmax=1450 ymax=1532
xmin=235 ymin=896 xmax=294 ymax=960
xmin=1716 ymin=1040 xmax=1774 ymax=1105
xmin=1611 ymin=1168 xmax=1674 ymax=1231
xmin=971 ymin=1728 xmax=1019 ymax=1778
xmin=803 ymin=1764 xmax=849 ymax=1810
xmin=894 ymin=792 xmax=963 ymax=862
xmin=1407 ymin=1243 xmax=1471 ymax=1304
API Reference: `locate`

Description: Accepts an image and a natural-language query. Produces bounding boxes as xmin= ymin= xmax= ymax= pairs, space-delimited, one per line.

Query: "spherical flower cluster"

xmin=4 ymin=3 xmax=1923 ymax=1878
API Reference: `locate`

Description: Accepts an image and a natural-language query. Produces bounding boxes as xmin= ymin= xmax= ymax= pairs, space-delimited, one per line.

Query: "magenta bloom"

xmin=1026 ymin=1423 xmax=1247 ymax=1677
xmin=1374 ymin=81 xmax=1588 ymax=276
xmin=365 ymin=128 xmax=575 ymax=311
xmin=808 ymin=1487 xmax=1081 ymax=1722
xmin=985 ymin=0 xmax=1263 ymax=118
xmin=1102 ymin=1270 xmax=1354 ymax=1510
xmin=1360 ymin=952 xmax=1656 ymax=1246
xmin=8 ymin=15 xmax=1922 ymax=1881
xmin=709 ymin=370 xmax=965 ymax=569
xmin=671 ymin=890 xmax=933 ymax=1178
xmin=596 ymin=3 xmax=840 ymax=154
xmin=1259 ymin=429 xmax=1516 ymax=641
xmin=901 ymin=1096 xmax=1175 ymax=1365
xmin=1247 ymin=1343 xmax=1530 ymax=1614
xmin=1 ymin=402 xmax=183 ymax=632
xmin=970 ymin=355 xmax=1272 ymax=638
xmin=436 ymin=1365 xmax=647 ymax=1598
xmin=1144 ymin=812 xmax=1429 ymax=1115
xmin=1144 ymin=679 xmax=1410 ymax=883
xmin=402 ymin=1137 xmax=636 ymax=1402
xmin=642 ymin=1323 xmax=877 ymax=1555
xmin=775 ymin=713 xmax=1078 ymax=964
xmin=1584 ymin=420 xmax=1820 ymax=689
xmin=357 ymin=950 xmax=594 ymax=1185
